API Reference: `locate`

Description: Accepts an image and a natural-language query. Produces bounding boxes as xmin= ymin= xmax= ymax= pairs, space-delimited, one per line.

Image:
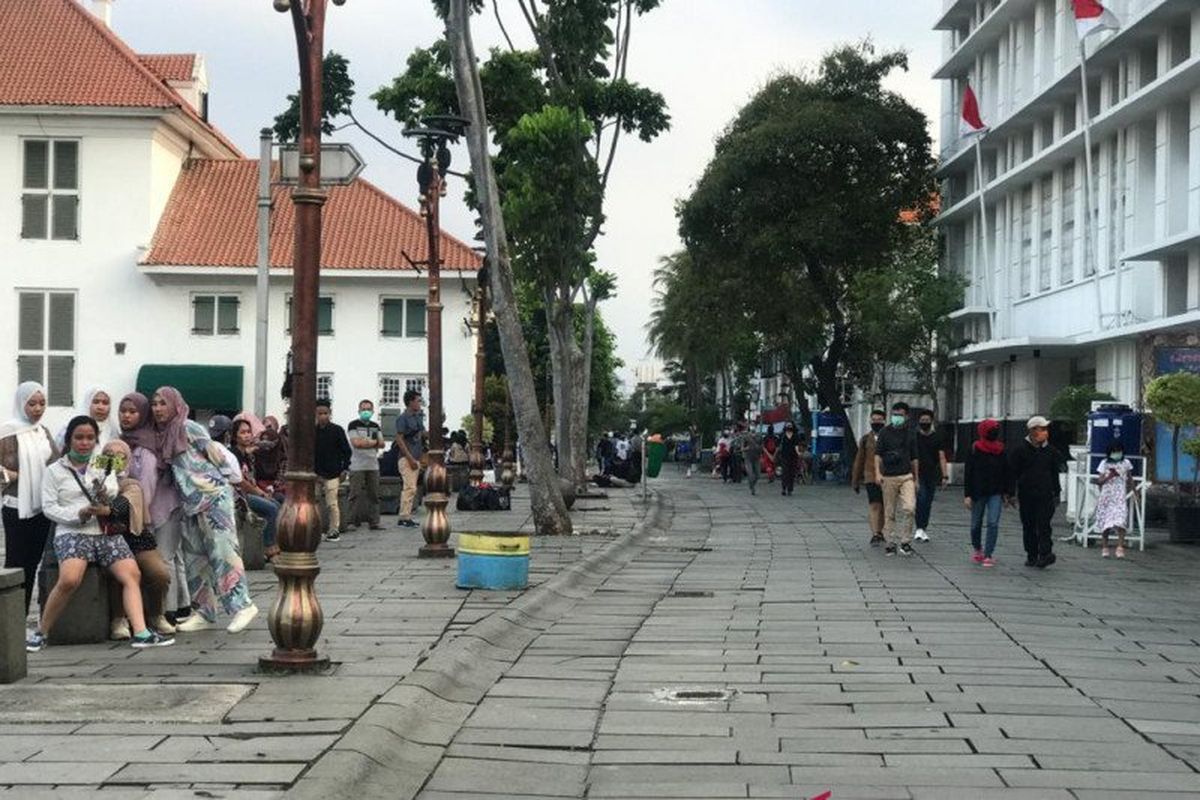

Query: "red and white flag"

xmin=1073 ymin=0 xmax=1121 ymax=40
xmin=960 ymin=83 xmax=987 ymax=138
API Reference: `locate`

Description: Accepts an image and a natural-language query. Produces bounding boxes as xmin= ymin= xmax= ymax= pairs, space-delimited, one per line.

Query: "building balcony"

xmin=1122 ymin=229 xmax=1200 ymax=262
xmin=934 ymin=0 xmax=976 ymax=33
xmin=934 ymin=0 xmax=1037 ymax=81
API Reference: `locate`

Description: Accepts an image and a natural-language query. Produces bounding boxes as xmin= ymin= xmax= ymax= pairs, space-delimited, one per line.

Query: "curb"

xmin=286 ymin=490 xmax=669 ymax=800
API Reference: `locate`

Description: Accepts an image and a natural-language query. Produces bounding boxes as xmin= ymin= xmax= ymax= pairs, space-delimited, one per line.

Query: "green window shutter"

xmin=21 ymin=194 xmax=48 ymax=239
xmin=23 ymin=141 xmax=48 ymax=189
xmin=46 ymin=356 xmax=74 ymax=407
xmin=381 ymin=299 xmax=404 ymax=336
xmin=406 ymin=298 xmax=427 ymax=337
xmin=318 ymin=297 xmax=334 ymax=335
xmin=51 ymin=195 xmax=78 ymax=240
xmin=18 ymin=293 xmax=45 ymax=351
xmin=217 ymin=296 xmax=240 ymax=334
xmin=193 ymin=296 xmax=215 ymax=334
xmin=47 ymin=293 xmax=74 ymax=351
xmin=17 ymin=355 xmax=43 ymax=386
xmin=53 ymin=141 xmax=78 ymax=190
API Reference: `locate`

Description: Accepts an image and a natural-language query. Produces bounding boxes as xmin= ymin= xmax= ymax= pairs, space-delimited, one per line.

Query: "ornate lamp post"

xmin=467 ymin=262 xmax=489 ymax=487
xmin=404 ymin=116 xmax=469 ymax=558
xmin=259 ymin=0 xmax=346 ymax=673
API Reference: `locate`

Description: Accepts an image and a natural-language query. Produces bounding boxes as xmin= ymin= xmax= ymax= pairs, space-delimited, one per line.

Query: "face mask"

xmin=919 ymin=422 xmax=932 ymax=431
xmin=359 ymin=410 xmax=373 ymax=421
xmin=1109 ymin=452 xmax=1123 ymax=462
xmin=984 ymin=429 xmax=1001 ymax=441
xmin=890 ymin=415 xmax=905 ymax=427
xmin=67 ymin=449 xmax=91 ymax=464
xmin=870 ymin=422 xmax=884 ymax=433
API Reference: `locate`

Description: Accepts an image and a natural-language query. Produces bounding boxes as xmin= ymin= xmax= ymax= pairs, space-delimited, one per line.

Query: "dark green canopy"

xmin=136 ymin=365 xmax=244 ymax=412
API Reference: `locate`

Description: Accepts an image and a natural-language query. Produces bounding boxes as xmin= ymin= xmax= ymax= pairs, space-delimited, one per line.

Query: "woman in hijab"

xmin=99 ymin=439 xmax=173 ymax=639
xmin=150 ymin=387 xmax=257 ymax=634
xmin=254 ymin=415 xmax=287 ymax=491
xmin=56 ymin=386 xmax=120 ymax=450
xmin=0 ymin=382 xmax=59 ymax=614
xmin=963 ymin=418 xmax=1012 ymax=568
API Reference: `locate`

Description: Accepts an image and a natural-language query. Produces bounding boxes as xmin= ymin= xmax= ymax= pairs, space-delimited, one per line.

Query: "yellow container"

xmin=457 ymin=532 xmax=530 ymax=556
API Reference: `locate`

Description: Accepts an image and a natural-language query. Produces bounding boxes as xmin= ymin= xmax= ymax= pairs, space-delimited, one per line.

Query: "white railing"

xmin=1068 ymin=467 xmax=1151 ymax=551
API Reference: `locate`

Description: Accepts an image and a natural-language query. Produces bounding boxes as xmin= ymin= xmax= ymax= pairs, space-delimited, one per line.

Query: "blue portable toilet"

xmin=1087 ymin=404 xmax=1142 ymax=477
xmin=811 ymin=411 xmax=847 ymax=457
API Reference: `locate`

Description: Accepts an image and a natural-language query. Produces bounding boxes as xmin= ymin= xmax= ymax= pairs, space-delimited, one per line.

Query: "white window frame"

xmin=16 ymin=289 xmax=77 ymax=407
xmin=316 ymin=373 xmax=334 ymax=402
xmin=21 ymin=138 xmax=80 ymax=241
xmin=190 ymin=293 xmax=241 ymax=336
xmin=378 ymin=296 xmax=428 ymax=339
xmin=379 ymin=373 xmax=426 ymax=408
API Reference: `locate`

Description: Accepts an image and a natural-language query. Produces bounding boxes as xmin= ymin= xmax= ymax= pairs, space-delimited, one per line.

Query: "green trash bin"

xmin=646 ymin=441 xmax=667 ymax=478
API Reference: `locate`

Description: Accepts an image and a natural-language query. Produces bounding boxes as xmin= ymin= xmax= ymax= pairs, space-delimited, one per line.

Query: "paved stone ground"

xmin=4 ymin=471 xmax=1200 ymax=799
xmin=418 ymin=473 xmax=1200 ymax=800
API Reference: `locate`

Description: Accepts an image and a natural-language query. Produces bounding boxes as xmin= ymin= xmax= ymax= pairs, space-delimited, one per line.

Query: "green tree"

xmin=677 ymin=43 xmax=935 ymax=439
xmin=273 ymin=52 xmax=356 ymax=142
xmin=1145 ymin=372 xmax=1200 ymax=495
xmin=1049 ymin=385 xmax=1118 ymax=443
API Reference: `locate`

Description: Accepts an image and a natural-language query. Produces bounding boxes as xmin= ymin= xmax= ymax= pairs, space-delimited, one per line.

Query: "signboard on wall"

xmin=1153 ymin=347 xmax=1200 ymax=484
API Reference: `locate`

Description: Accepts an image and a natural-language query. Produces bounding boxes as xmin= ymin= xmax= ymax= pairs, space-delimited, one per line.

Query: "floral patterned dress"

xmin=1095 ymin=458 xmax=1132 ymax=532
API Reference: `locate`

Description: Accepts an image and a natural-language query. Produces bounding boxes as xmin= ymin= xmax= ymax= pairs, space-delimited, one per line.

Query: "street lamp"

xmin=403 ymin=115 xmax=469 ymax=558
xmin=259 ymin=0 xmax=346 ymax=673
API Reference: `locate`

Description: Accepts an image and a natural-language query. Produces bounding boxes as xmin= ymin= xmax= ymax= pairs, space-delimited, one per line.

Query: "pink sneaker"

xmin=970 ymin=550 xmax=984 ymax=564
xmin=981 ymin=556 xmax=996 ymax=568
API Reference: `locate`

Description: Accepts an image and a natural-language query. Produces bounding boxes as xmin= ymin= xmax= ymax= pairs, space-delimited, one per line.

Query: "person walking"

xmin=1095 ymin=441 xmax=1133 ymax=559
xmin=346 ymin=399 xmax=384 ymax=531
xmin=314 ymin=399 xmax=352 ymax=542
xmin=777 ymin=422 xmax=803 ymax=496
xmin=734 ymin=425 xmax=763 ymax=496
xmin=874 ymin=402 xmax=918 ymax=556
xmin=0 ymin=382 xmax=58 ymax=615
xmin=151 ymin=387 xmax=257 ymax=633
xmin=913 ymin=410 xmax=949 ymax=543
xmin=1009 ymin=415 xmax=1068 ymax=569
xmin=395 ymin=390 xmax=425 ymax=529
xmin=963 ymin=418 xmax=1011 ymax=568
xmin=851 ymin=409 xmax=887 ymax=546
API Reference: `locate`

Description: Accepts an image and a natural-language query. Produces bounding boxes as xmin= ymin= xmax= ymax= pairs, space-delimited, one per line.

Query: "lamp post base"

xmin=418 ymin=543 xmax=456 ymax=559
xmin=258 ymin=652 xmax=331 ymax=674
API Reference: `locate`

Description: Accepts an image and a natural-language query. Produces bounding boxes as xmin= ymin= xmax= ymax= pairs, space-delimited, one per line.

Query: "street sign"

xmin=278 ymin=142 xmax=365 ymax=186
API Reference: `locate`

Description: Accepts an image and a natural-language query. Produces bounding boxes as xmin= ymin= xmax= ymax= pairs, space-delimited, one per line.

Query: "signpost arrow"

xmin=279 ymin=142 xmax=365 ymax=186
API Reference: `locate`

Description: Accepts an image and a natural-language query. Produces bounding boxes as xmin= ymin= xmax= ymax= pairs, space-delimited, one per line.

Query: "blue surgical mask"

xmin=890 ymin=415 xmax=906 ymax=427
xmin=359 ymin=409 xmax=373 ymax=421
xmin=1109 ymin=451 xmax=1123 ymax=462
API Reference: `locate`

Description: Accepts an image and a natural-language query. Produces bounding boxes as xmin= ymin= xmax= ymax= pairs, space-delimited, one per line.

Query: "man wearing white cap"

xmin=1008 ymin=415 xmax=1069 ymax=568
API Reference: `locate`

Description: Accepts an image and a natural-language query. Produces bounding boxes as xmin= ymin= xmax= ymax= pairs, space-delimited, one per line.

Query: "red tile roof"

xmin=139 ymin=54 xmax=198 ymax=83
xmin=143 ymin=159 xmax=482 ymax=272
xmin=0 ymin=0 xmax=239 ymax=155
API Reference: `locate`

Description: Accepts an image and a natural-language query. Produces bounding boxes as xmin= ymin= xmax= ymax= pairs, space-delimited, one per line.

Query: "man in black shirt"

xmin=315 ymin=399 xmax=352 ymax=542
xmin=873 ymin=402 xmax=918 ymax=556
xmin=1009 ymin=415 xmax=1068 ymax=568
xmin=913 ymin=410 xmax=949 ymax=542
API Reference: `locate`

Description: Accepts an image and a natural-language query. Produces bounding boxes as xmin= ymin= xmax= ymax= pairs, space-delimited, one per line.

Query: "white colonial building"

xmin=934 ymin=0 xmax=1200 ymax=445
xmin=1 ymin=0 xmax=480 ymax=435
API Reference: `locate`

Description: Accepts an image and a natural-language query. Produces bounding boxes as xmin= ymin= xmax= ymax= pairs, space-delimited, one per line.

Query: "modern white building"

xmin=1 ymin=0 xmax=481 ymax=435
xmin=933 ymin=0 xmax=1200 ymax=450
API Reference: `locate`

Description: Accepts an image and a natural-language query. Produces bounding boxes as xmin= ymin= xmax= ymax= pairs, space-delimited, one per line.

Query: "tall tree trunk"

xmin=547 ymin=295 xmax=576 ymax=480
xmin=569 ymin=295 xmax=599 ymax=488
xmin=446 ymin=0 xmax=571 ymax=535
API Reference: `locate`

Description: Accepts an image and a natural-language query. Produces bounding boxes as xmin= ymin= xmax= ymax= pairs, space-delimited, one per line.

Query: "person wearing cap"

xmin=1009 ymin=415 xmax=1069 ymax=568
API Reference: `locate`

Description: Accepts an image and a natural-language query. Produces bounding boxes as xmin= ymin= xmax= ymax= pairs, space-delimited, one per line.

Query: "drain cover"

xmin=679 ymin=546 xmax=713 ymax=553
xmin=669 ymin=590 xmax=714 ymax=598
xmin=653 ymin=687 xmax=736 ymax=704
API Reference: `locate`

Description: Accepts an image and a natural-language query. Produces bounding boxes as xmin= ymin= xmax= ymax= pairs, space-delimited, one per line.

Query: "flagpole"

xmin=973 ymin=136 xmax=996 ymax=337
xmin=1078 ymin=40 xmax=1104 ymax=330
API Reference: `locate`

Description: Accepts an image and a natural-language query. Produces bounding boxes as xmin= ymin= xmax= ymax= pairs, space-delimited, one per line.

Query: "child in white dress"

xmin=1095 ymin=441 xmax=1133 ymax=558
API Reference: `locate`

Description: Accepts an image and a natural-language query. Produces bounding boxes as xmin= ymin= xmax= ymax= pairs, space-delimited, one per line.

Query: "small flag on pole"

xmin=1073 ymin=0 xmax=1121 ymax=40
xmin=960 ymin=83 xmax=987 ymax=138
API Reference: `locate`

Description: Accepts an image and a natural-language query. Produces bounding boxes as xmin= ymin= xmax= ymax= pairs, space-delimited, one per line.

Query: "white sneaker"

xmin=150 ymin=615 xmax=176 ymax=635
xmin=227 ymin=604 xmax=259 ymax=634
xmin=109 ymin=618 xmax=131 ymax=641
xmin=175 ymin=614 xmax=214 ymax=633
xmin=913 ymin=529 xmax=929 ymax=542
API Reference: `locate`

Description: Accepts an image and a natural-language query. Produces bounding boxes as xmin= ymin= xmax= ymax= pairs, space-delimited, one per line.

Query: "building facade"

xmin=934 ymin=0 xmax=1200 ymax=444
xmin=1 ymin=0 xmax=480 ymax=434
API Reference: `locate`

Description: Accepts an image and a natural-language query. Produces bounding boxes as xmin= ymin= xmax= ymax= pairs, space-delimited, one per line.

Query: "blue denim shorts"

xmin=54 ymin=531 xmax=134 ymax=567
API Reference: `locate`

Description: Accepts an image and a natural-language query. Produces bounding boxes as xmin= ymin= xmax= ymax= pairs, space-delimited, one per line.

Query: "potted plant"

xmin=1144 ymin=372 xmax=1200 ymax=543
xmin=1049 ymin=384 xmax=1118 ymax=444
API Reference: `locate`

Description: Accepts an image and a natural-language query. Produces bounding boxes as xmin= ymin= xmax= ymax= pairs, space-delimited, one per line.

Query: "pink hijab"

xmin=233 ymin=412 xmax=266 ymax=438
xmin=119 ymin=392 xmax=157 ymax=453
xmin=152 ymin=386 xmax=191 ymax=464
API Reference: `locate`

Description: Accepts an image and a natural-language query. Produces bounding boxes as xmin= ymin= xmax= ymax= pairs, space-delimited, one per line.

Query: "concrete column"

xmin=1189 ymin=88 xmax=1200 ymax=233
xmin=0 ymin=568 xmax=27 ymax=683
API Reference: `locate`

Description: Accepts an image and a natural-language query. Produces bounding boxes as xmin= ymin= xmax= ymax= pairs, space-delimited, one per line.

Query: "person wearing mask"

xmin=28 ymin=416 xmax=173 ymax=651
xmin=913 ymin=410 xmax=949 ymax=543
xmin=873 ymin=402 xmax=918 ymax=556
xmin=118 ymin=392 xmax=184 ymax=632
xmin=346 ymin=399 xmax=384 ymax=531
xmin=777 ymin=422 xmax=803 ymax=496
xmin=98 ymin=440 xmax=172 ymax=639
xmin=733 ymin=424 xmax=763 ymax=496
xmin=231 ymin=419 xmax=281 ymax=560
xmin=1009 ymin=415 xmax=1069 ymax=568
xmin=1095 ymin=441 xmax=1133 ymax=559
xmin=56 ymin=386 xmax=120 ymax=450
xmin=761 ymin=431 xmax=777 ymax=483
xmin=395 ymin=390 xmax=426 ymax=529
xmin=963 ymin=419 xmax=1011 ymax=568
xmin=314 ymin=399 xmax=352 ymax=542
xmin=851 ymin=409 xmax=887 ymax=546
xmin=0 ymin=382 xmax=58 ymax=615
xmin=151 ymin=387 xmax=257 ymax=633
xmin=255 ymin=416 xmax=287 ymax=492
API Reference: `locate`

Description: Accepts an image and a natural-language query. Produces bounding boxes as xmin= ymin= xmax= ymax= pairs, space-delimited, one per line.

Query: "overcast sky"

xmin=114 ymin=0 xmax=945 ymax=390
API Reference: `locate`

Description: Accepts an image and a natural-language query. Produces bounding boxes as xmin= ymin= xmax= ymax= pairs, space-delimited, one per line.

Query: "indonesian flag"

xmin=960 ymin=83 xmax=987 ymax=138
xmin=1073 ymin=0 xmax=1121 ymax=40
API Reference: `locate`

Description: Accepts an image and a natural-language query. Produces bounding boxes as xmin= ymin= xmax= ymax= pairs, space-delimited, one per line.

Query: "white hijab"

xmin=56 ymin=385 xmax=121 ymax=449
xmin=0 ymin=381 xmax=54 ymax=518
